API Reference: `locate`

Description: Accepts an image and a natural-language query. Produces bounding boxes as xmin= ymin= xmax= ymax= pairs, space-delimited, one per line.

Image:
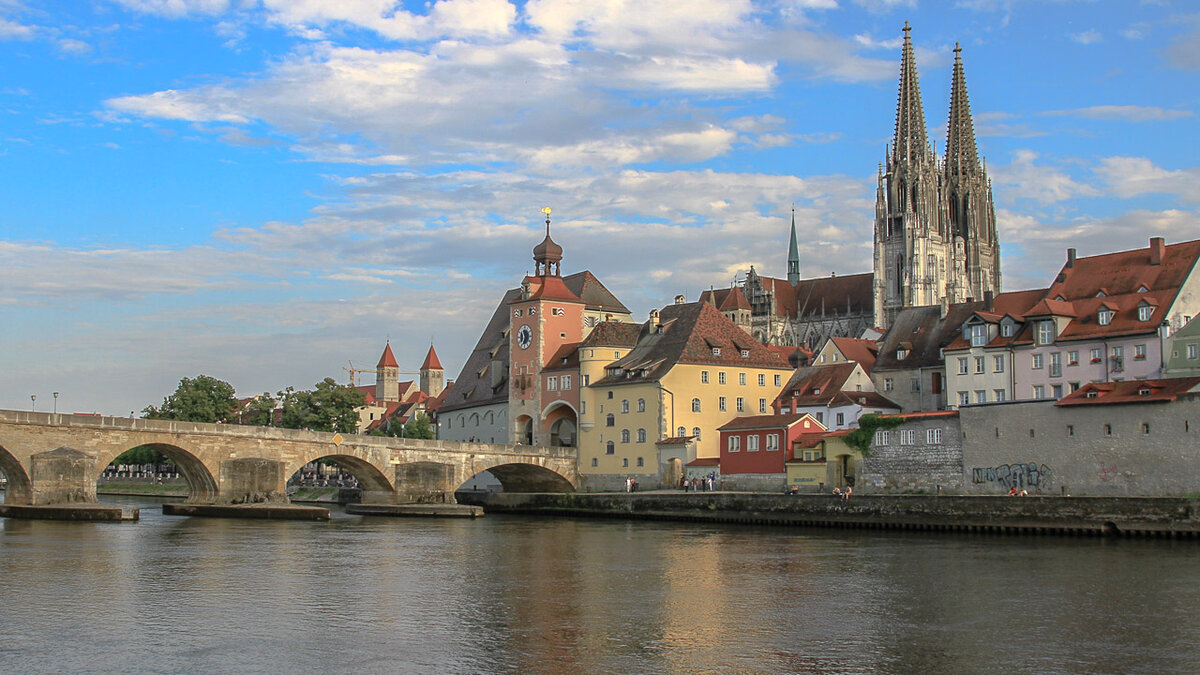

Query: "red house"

xmin=718 ymin=413 xmax=826 ymax=491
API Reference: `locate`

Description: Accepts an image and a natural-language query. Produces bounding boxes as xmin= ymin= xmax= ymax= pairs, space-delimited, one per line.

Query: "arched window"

xmin=606 ymin=441 xmax=615 ymax=454
xmin=621 ymin=399 xmax=630 ymax=413
xmin=691 ymin=398 xmax=701 ymax=413
xmin=637 ymin=398 xmax=645 ymax=412
xmin=485 ymin=411 xmax=494 ymax=424
xmin=606 ymin=413 xmax=615 ymax=427
xmin=621 ymin=429 xmax=630 ymax=443
xmin=637 ymin=428 xmax=646 ymax=443
xmin=677 ymin=426 xmax=686 ymax=437
xmin=692 ymin=427 xmax=701 ymax=440
xmin=470 ymin=413 xmax=480 ymax=426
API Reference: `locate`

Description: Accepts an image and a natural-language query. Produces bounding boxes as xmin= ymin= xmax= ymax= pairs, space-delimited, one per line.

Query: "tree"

xmin=143 ymin=375 xmax=238 ymax=423
xmin=278 ymin=378 xmax=365 ymax=433
xmin=238 ymin=393 xmax=277 ymax=427
xmin=401 ymin=412 xmax=435 ymax=439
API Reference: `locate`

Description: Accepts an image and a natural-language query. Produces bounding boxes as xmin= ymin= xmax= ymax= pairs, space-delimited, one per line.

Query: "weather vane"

xmin=541 ymin=206 xmax=552 ymax=234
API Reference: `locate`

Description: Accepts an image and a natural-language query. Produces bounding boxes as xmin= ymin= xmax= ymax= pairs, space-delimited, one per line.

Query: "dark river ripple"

xmin=0 ymin=496 xmax=1195 ymax=674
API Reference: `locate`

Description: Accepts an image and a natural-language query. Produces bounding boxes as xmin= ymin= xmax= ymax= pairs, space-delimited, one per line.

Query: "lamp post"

xmin=53 ymin=391 xmax=59 ymax=414
xmin=30 ymin=394 xmax=36 ymax=412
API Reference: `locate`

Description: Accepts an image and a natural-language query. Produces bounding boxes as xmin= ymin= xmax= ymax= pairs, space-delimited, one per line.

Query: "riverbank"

xmin=458 ymin=491 xmax=1200 ymax=538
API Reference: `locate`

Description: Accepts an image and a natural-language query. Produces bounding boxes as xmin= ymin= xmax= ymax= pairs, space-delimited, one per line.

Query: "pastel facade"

xmin=775 ymin=362 xmax=900 ymax=428
xmin=719 ymin=413 xmax=825 ymax=492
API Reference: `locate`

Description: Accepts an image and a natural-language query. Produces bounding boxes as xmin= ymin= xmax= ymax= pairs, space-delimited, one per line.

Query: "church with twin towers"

xmin=713 ymin=23 xmax=1001 ymax=347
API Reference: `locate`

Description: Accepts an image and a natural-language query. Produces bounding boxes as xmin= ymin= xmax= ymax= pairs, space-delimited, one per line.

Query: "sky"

xmin=2 ymin=0 xmax=1198 ymax=416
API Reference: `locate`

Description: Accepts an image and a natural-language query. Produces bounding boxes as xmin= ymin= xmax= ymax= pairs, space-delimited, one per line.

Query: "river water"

xmin=0 ymin=496 xmax=1195 ymax=674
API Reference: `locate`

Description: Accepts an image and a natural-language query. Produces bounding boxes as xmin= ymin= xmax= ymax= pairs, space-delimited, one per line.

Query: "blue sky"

xmin=2 ymin=0 xmax=1198 ymax=416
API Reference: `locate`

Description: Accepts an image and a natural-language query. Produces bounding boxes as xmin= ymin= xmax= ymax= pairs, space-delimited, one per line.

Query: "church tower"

xmin=376 ymin=341 xmax=399 ymax=402
xmin=419 ymin=344 xmax=444 ymax=398
xmin=873 ymin=23 xmax=1001 ymax=330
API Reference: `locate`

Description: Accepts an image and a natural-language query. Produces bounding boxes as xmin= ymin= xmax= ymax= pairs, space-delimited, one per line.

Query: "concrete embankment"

xmin=0 ymin=504 xmax=139 ymax=522
xmin=459 ymin=491 xmax=1200 ymax=538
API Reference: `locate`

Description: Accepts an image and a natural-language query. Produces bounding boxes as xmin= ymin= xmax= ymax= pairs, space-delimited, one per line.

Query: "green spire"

xmin=787 ymin=206 xmax=800 ymax=284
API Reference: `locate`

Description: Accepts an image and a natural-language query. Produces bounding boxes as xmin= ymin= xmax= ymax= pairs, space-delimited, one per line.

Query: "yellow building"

xmin=577 ymin=298 xmax=793 ymax=491
xmin=785 ymin=430 xmax=863 ymax=493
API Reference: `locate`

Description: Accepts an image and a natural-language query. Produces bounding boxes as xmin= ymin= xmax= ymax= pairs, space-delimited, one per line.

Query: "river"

xmin=0 ymin=496 xmax=1195 ymax=674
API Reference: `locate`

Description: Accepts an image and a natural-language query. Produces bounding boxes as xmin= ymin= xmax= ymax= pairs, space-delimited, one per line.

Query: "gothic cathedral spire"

xmin=873 ymin=24 xmax=1002 ymax=330
xmin=787 ymin=207 xmax=800 ymax=285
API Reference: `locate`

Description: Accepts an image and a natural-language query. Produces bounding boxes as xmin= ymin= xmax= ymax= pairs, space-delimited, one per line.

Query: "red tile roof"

xmin=655 ymin=436 xmax=695 ymax=445
xmin=717 ymin=413 xmax=823 ymax=431
xmin=1055 ymin=377 xmax=1200 ymax=406
xmin=775 ymin=363 xmax=859 ymax=407
xmin=421 ymin=345 xmax=442 ymax=370
xmin=524 ymin=275 xmax=582 ymax=302
xmin=377 ymin=342 xmax=399 ymax=368
xmin=686 ymin=457 xmax=721 ymax=467
xmin=829 ymin=337 xmax=878 ymax=373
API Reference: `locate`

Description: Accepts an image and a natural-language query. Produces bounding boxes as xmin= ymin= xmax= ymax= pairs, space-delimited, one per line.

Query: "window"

xmin=736 ymin=397 xmax=745 ymax=412
xmin=970 ymin=324 xmax=986 ymax=347
xmin=621 ymin=429 xmax=630 ymax=443
xmin=910 ymin=378 xmax=921 ymax=393
xmin=875 ymin=430 xmax=890 ymax=445
xmin=1051 ymin=384 xmax=1063 ymax=399
xmin=975 ymin=390 xmax=987 ymax=404
xmin=957 ymin=357 xmax=969 ymax=375
xmin=605 ymin=414 xmax=615 ymax=427
xmin=836 ymin=412 xmax=845 ymax=426
xmin=728 ymin=436 xmax=740 ymax=452
xmin=1069 ymin=382 xmax=1080 ymax=392
xmin=562 ymin=375 xmax=572 ymax=389
xmin=608 ymin=391 xmax=613 ymax=399
xmin=897 ymin=348 xmax=908 ymax=360
xmin=739 ymin=373 xmax=746 ymax=386
xmin=975 ymin=357 xmax=985 ymax=374
xmin=899 ymin=429 xmax=915 ymax=445
xmin=994 ymin=389 xmax=1006 ymax=402
xmin=622 ymin=458 xmax=629 ymax=467
xmin=1038 ymin=321 xmax=1054 ymax=345
xmin=614 ymin=351 xmax=621 ymax=358
xmin=740 ymin=350 xmax=749 ymax=358
xmin=747 ymin=435 xmax=760 ymax=452
xmin=712 ymin=347 xmax=721 ymax=356
xmin=636 ymin=457 xmax=644 ymax=467
xmin=1091 ymin=348 xmax=1103 ymax=363
xmin=1033 ymin=385 xmax=1046 ymax=399
xmin=719 ymin=372 xmax=727 ymax=385
xmin=637 ymin=398 xmax=646 ymax=412
xmin=693 ymin=427 xmax=701 ymax=440
xmin=1050 ymin=352 xmax=1062 ymax=378
xmin=719 ymin=397 xmax=727 ymax=412
xmin=1190 ymin=344 xmax=1199 ymax=360
xmin=1098 ymin=308 xmax=1113 ymax=326
xmin=621 ymin=399 xmax=629 ymax=413
xmin=1103 ymin=423 xmax=1112 ymax=436
xmin=1001 ymin=322 xmax=1014 ymax=338
xmin=994 ymin=355 xmax=1005 ymax=372
xmin=1067 ymin=351 xmax=1079 ymax=367
xmin=1142 ymin=422 xmax=1151 ymax=435
xmin=606 ymin=441 xmax=615 ymax=454
xmin=1135 ymin=344 xmax=1147 ymax=360
xmin=677 ymin=426 xmax=686 ymax=437
xmin=1066 ymin=425 xmax=1074 ymax=437
xmin=691 ymin=398 xmax=701 ymax=413
xmin=758 ymin=374 xmax=765 ymax=386
xmin=766 ymin=434 xmax=779 ymax=451
xmin=927 ymin=428 xmax=942 ymax=444
xmin=1032 ymin=353 xmax=1044 ymax=369
xmin=591 ymin=457 xmax=598 ymax=467
xmin=583 ymin=374 xmax=590 ymax=386
xmin=759 ymin=398 xmax=767 ymax=413
xmin=701 ymin=371 xmax=709 ymax=384
xmin=774 ymin=374 xmax=782 ymax=387
xmin=958 ymin=391 xmax=969 ymax=406
xmin=883 ymin=378 xmax=894 ymax=392
xmin=581 ymin=400 xmax=586 ymax=414
xmin=1138 ymin=305 xmax=1153 ymax=322
xmin=547 ymin=376 xmax=558 ymax=391
xmin=637 ymin=428 xmax=646 ymax=443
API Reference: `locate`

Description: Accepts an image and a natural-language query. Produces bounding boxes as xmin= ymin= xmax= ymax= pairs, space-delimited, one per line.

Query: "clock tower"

xmin=508 ymin=207 xmax=586 ymax=445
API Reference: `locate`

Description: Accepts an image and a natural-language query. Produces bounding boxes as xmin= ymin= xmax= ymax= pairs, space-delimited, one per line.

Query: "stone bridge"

xmin=0 ymin=410 xmax=577 ymax=506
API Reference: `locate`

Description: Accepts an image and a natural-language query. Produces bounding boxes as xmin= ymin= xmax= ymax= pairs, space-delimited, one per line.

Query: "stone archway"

xmin=0 ymin=443 xmax=33 ymax=505
xmin=515 ymin=415 xmax=534 ymax=445
xmin=285 ymin=452 xmax=395 ymax=504
xmin=485 ymin=462 xmax=574 ymax=492
xmin=95 ymin=442 xmax=218 ymax=504
xmin=543 ymin=402 xmax=578 ymax=448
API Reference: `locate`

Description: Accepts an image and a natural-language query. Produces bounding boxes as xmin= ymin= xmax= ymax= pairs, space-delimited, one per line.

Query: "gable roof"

xmin=828 ymin=337 xmax=879 ymax=373
xmin=874 ymin=302 xmax=986 ymax=371
xmin=718 ymin=413 xmax=825 ymax=432
xmin=1055 ymin=377 xmax=1200 ymax=406
xmin=774 ymin=363 xmax=860 ymax=407
xmin=593 ymin=302 xmax=790 ymax=386
xmin=421 ymin=344 xmax=443 ymax=370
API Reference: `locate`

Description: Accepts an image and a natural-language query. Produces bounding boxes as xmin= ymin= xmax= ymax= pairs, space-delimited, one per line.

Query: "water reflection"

xmin=0 ymin=499 xmax=1196 ymax=674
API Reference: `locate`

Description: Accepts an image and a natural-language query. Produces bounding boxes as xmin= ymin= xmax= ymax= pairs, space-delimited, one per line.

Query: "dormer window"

xmin=896 ymin=348 xmax=908 ymax=360
xmin=1137 ymin=285 xmax=1149 ymax=293
xmin=969 ymin=324 xmax=986 ymax=347
xmin=1037 ymin=320 xmax=1054 ymax=345
xmin=712 ymin=347 xmax=721 ymax=356
xmin=1000 ymin=321 xmax=1014 ymax=338
xmin=1138 ymin=304 xmax=1153 ymax=322
xmin=740 ymin=349 xmax=749 ymax=358
xmin=1096 ymin=291 xmax=1107 ymax=298
xmin=1138 ymin=387 xmax=1151 ymax=396
xmin=1086 ymin=391 xmax=1098 ymax=398
xmin=1098 ymin=308 xmax=1114 ymax=326
xmin=812 ymin=388 xmax=821 ymax=395
xmin=1055 ymin=295 xmax=1066 ymax=302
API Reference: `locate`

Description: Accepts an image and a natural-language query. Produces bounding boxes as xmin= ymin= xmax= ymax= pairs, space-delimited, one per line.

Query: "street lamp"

xmin=53 ymin=392 xmax=59 ymax=414
xmin=30 ymin=394 xmax=36 ymax=412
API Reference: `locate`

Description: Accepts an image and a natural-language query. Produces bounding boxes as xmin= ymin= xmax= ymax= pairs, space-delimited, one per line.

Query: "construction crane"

xmin=343 ymin=360 xmax=422 ymax=387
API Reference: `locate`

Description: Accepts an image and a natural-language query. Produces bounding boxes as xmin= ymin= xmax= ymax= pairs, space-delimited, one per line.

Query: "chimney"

xmin=984 ymin=290 xmax=994 ymax=313
xmin=1150 ymin=237 xmax=1165 ymax=266
xmin=1067 ymin=248 xmax=1076 ymax=268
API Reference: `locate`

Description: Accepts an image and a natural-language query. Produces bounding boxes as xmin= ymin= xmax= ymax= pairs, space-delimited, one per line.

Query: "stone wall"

xmin=960 ymin=394 xmax=1200 ymax=496
xmin=721 ymin=472 xmax=788 ymax=493
xmin=860 ymin=415 xmax=964 ymax=494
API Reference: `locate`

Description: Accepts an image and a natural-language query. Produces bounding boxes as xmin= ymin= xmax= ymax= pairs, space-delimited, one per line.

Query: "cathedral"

xmin=706 ymin=23 xmax=1001 ymax=348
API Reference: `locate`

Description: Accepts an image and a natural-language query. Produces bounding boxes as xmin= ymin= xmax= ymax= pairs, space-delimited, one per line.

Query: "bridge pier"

xmin=393 ymin=462 xmax=458 ymax=504
xmin=217 ymin=458 xmax=288 ymax=504
xmin=30 ymin=447 xmax=98 ymax=505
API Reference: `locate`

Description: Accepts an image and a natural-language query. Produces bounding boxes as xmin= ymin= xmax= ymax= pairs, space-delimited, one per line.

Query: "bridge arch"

xmin=0 ymin=442 xmax=33 ymax=505
xmin=96 ymin=443 xmax=218 ymax=503
xmin=481 ymin=462 xmax=574 ymax=493
xmin=284 ymin=451 xmax=395 ymax=496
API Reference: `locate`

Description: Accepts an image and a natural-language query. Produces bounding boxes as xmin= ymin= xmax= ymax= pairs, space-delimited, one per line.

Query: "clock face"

xmin=516 ymin=324 xmax=533 ymax=350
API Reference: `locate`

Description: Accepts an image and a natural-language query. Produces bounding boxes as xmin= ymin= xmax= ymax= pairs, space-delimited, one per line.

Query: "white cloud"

xmin=1043 ymin=105 xmax=1192 ymax=122
xmin=0 ymin=17 xmax=35 ymax=39
xmin=112 ymin=0 xmax=231 ymax=18
xmin=1094 ymin=157 xmax=1200 ymax=205
xmin=990 ymin=150 xmax=1099 ymax=205
xmin=1069 ymin=30 xmax=1102 ymax=45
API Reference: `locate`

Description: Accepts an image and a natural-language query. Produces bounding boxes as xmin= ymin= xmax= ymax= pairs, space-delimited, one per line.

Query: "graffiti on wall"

xmin=972 ymin=462 xmax=1052 ymax=490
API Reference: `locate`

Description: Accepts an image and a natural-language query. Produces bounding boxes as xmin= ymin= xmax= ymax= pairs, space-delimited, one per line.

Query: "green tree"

xmin=112 ymin=445 xmax=164 ymax=466
xmin=401 ymin=412 xmax=435 ymax=439
xmin=143 ymin=375 xmax=238 ymax=423
xmin=239 ymin=393 xmax=277 ymax=427
xmin=278 ymin=378 xmax=365 ymax=433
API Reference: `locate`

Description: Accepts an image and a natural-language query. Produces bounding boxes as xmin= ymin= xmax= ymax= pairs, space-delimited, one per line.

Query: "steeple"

xmin=532 ymin=206 xmax=563 ymax=277
xmin=892 ymin=21 xmax=933 ymax=167
xmin=419 ymin=344 xmax=444 ymax=398
xmin=787 ymin=206 xmax=800 ymax=285
xmin=944 ymin=43 xmax=980 ymax=178
xmin=376 ymin=341 xmax=399 ymax=402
